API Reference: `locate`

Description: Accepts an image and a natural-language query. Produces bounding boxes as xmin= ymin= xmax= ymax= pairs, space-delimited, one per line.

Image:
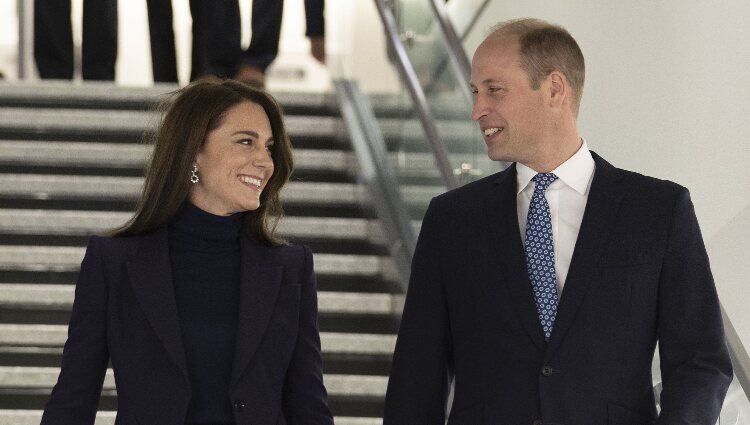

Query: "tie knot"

xmin=533 ymin=173 xmax=558 ymax=192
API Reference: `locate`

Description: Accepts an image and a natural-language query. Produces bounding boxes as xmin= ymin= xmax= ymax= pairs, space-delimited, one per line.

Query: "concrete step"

xmin=0 ymin=285 xmax=404 ymax=318
xmin=0 ymin=107 xmax=479 ymax=150
xmin=0 ymin=410 xmax=383 ymax=425
xmin=0 ymin=210 xmax=384 ymax=240
xmin=0 ymin=140 xmax=444 ymax=180
xmin=0 ymin=366 xmax=387 ymax=396
xmin=0 ymin=333 xmax=395 ymax=375
xmin=0 ymin=107 xmax=345 ymax=140
xmin=0 ymin=174 xmax=440 ymax=207
xmin=0 ymin=324 xmax=397 ymax=355
xmin=0 ymin=80 xmax=463 ymax=121
xmin=0 ymin=141 xmax=356 ymax=173
xmin=0 ymin=82 xmax=341 ymax=113
xmin=0 ymin=174 xmax=360 ymax=204
xmin=0 ymin=367 xmax=387 ymax=417
xmin=0 ymin=210 xmax=422 ymax=255
xmin=0 ymin=246 xmax=392 ymax=277
xmin=0 ymin=366 xmax=387 ymax=400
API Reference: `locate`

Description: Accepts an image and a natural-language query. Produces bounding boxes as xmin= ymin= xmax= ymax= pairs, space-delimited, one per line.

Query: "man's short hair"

xmin=489 ymin=18 xmax=585 ymax=114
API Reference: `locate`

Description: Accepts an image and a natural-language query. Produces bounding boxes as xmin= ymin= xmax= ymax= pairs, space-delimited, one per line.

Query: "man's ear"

xmin=548 ymin=71 xmax=568 ymax=109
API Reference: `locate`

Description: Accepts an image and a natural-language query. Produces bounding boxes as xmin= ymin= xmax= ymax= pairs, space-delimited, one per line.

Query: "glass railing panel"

xmin=370 ymin=86 xmax=447 ymax=222
xmin=444 ymin=0 xmax=492 ymax=42
xmin=720 ymin=374 xmax=750 ymax=424
xmin=392 ymin=0 xmax=503 ymax=195
xmin=652 ymin=346 xmax=750 ymax=424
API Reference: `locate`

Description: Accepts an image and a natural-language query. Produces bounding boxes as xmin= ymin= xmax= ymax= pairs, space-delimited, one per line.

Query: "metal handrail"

xmin=423 ymin=0 xmax=491 ymax=94
xmin=373 ymin=0 xmax=458 ymax=190
xmin=334 ymin=79 xmax=416 ymax=291
xmin=428 ymin=0 xmax=471 ymax=85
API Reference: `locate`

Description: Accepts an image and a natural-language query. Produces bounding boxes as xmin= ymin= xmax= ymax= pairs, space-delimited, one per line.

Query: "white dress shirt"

xmin=516 ymin=140 xmax=595 ymax=294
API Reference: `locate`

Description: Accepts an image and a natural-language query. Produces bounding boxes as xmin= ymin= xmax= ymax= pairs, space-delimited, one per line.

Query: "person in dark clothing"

xmin=40 ymin=77 xmax=334 ymax=425
xmin=34 ymin=0 xmax=117 ymax=80
xmin=234 ymin=0 xmax=326 ymax=87
xmin=146 ymin=0 xmax=324 ymax=84
xmin=145 ymin=0 xmax=178 ymax=83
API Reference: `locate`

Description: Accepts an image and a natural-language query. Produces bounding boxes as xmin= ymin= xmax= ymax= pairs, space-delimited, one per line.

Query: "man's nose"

xmin=471 ymin=95 xmax=486 ymax=122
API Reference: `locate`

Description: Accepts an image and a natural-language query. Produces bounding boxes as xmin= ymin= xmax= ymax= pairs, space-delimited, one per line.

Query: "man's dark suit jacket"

xmin=384 ymin=153 xmax=732 ymax=425
xmin=41 ymin=231 xmax=333 ymax=425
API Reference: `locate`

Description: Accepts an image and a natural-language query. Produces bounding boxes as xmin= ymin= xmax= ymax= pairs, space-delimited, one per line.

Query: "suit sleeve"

xmin=656 ymin=188 xmax=733 ymax=424
xmin=41 ymin=236 xmax=110 ymax=425
xmin=282 ymin=245 xmax=334 ymax=424
xmin=383 ymin=198 xmax=453 ymax=424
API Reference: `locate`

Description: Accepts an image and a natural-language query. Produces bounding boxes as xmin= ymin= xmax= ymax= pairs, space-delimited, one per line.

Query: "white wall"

xmin=463 ymin=0 xmax=750 ymax=358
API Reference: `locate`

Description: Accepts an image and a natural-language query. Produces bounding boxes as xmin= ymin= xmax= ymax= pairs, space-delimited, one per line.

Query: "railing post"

xmin=17 ymin=0 xmax=35 ymax=80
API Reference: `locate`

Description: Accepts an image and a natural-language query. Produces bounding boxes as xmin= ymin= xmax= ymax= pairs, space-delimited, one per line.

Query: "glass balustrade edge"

xmin=722 ymin=305 xmax=750 ymax=398
xmin=373 ymin=0 xmax=458 ymax=190
xmin=334 ymin=79 xmax=416 ymax=292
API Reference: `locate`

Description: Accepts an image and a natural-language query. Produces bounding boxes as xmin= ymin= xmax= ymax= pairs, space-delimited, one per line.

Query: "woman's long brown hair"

xmin=111 ymin=77 xmax=293 ymax=246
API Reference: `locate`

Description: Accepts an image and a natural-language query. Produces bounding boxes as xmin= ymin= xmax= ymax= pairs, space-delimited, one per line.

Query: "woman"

xmin=41 ymin=78 xmax=333 ymax=425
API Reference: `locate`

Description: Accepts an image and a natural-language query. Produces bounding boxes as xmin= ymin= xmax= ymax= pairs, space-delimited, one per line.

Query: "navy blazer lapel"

xmin=484 ymin=164 xmax=546 ymax=350
xmin=126 ymin=230 xmax=189 ymax=381
xmin=230 ymin=236 xmax=283 ymax=388
xmin=545 ymin=152 xmax=627 ymax=359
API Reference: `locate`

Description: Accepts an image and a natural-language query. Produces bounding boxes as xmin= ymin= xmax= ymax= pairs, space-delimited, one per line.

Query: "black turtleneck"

xmin=168 ymin=201 xmax=243 ymax=425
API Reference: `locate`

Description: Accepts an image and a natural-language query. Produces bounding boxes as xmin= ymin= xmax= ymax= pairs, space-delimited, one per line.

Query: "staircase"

xmin=0 ymin=82 xmax=414 ymax=424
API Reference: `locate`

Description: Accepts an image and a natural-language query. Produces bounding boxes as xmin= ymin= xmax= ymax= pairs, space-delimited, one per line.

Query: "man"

xmin=383 ymin=18 xmax=732 ymax=424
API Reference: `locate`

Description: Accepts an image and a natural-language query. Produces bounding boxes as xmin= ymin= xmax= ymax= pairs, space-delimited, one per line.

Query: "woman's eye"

xmin=239 ymin=139 xmax=253 ymax=146
xmin=266 ymin=144 xmax=275 ymax=152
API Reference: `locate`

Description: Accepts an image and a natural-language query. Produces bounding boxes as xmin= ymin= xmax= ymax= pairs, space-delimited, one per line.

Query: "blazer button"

xmin=233 ymin=399 xmax=246 ymax=412
xmin=532 ymin=420 xmax=543 ymax=425
xmin=541 ymin=366 xmax=554 ymax=376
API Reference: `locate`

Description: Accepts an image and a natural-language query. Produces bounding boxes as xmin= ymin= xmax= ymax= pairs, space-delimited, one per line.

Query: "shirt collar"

xmin=516 ymin=139 xmax=595 ymax=195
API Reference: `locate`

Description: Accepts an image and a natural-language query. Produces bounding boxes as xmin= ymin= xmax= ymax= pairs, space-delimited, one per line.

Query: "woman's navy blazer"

xmin=41 ymin=230 xmax=333 ymax=425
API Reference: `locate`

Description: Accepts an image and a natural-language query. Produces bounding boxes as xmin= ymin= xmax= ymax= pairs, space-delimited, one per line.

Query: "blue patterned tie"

xmin=525 ymin=173 xmax=559 ymax=341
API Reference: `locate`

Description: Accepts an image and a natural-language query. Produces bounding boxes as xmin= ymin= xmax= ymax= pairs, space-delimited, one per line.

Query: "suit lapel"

xmin=484 ymin=164 xmax=547 ymax=350
xmin=230 ymin=236 xmax=283 ymax=388
xmin=126 ymin=231 xmax=189 ymax=381
xmin=545 ymin=152 xmax=627 ymax=359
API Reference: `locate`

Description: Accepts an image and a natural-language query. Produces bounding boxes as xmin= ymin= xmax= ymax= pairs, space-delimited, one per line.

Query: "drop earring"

xmin=190 ymin=165 xmax=199 ymax=184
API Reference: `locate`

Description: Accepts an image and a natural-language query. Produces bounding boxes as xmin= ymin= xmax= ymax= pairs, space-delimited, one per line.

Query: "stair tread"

xmin=0 ymin=324 xmax=397 ymax=354
xmin=0 ymin=366 xmax=388 ymax=396
xmin=0 ymin=285 xmax=404 ymax=316
xmin=0 ymin=409 xmax=383 ymax=425
xmin=0 ymin=210 xmax=390 ymax=240
xmin=0 ymin=246 xmax=392 ymax=276
xmin=0 ymin=141 xmax=358 ymax=171
xmin=0 ymin=174 xmax=441 ymax=205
